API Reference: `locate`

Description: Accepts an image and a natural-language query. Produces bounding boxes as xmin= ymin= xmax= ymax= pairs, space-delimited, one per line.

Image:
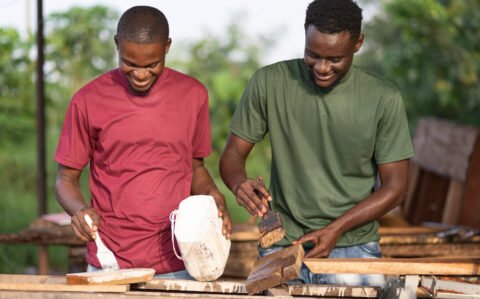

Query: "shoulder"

xmin=73 ymin=69 xmax=121 ymax=102
xmin=256 ymin=59 xmax=304 ymax=76
xmin=164 ymin=67 xmax=207 ymax=94
xmin=352 ymin=65 xmax=401 ymax=98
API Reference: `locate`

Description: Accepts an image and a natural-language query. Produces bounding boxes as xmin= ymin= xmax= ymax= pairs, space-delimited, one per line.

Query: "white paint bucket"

xmin=169 ymin=195 xmax=231 ymax=281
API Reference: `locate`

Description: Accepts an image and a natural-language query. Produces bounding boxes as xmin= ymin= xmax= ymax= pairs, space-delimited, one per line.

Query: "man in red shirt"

xmin=55 ymin=6 xmax=231 ymax=277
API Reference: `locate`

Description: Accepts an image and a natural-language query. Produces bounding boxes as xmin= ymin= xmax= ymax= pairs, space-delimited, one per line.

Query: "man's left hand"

xmin=210 ymin=191 xmax=232 ymax=239
xmin=293 ymin=226 xmax=342 ymax=258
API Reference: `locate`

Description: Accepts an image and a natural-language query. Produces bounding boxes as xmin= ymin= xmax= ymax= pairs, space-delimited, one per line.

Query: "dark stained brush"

xmin=258 ymin=201 xmax=286 ymax=248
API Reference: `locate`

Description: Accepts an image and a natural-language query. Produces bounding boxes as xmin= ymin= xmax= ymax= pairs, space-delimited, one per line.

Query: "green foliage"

xmin=359 ymin=0 xmax=480 ymax=127
xmin=0 ymin=28 xmax=35 ymax=146
xmin=169 ymin=23 xmax=275 ymax=223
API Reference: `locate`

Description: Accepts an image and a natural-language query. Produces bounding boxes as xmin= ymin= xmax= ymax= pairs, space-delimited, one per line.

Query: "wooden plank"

xmin=223 ymin=240 xmax=257 ymax=278
xmin=0 ymin=274 xmax=128 ymax=292
xmin=382 ymin=243 xmax=480 ymax=258
xmin=442 ymin=180 xmax=465 ymax=225
xmin=407 ymin=171 xmax=450 ymax=225
xmin=265 ymin=286 xmax=293 ymax=298
xmin=245 ymin=244 xmax=304 ymax=295
xmin=379 ymin=226 xmax=444 ymax=235
xmin=304 ymin=257 xmax=480 ymax=275
xmin=134 ymin=278 xmax=247 ymax=294
xmin=379 ymin=234 xmax=448 ymax=245
xmin=66 ymin=268 xmax=155 ymax=285
xmin=421 ymin=276 xmax=480 ymax=296
xmin=459 ymin=130 xmax=480 ymax=229
xmin=287 ymin=284 xmax=380 ymax=298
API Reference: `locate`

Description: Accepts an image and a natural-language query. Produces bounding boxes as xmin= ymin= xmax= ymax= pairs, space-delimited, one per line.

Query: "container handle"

xmin=169 ymin=210 xmax=183 ymax=260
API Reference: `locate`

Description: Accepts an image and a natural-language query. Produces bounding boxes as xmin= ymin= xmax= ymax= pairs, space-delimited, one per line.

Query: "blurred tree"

xmin=0 ymin=28 xmax=35 ymax=146
xmin=359 ymin=0 xmax=480 ymax=127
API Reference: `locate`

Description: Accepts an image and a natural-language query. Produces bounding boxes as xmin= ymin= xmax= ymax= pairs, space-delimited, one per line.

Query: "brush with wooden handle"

xmin=256 ymin=178 xmax=286 ymax=248
xmin=84 ymin=214 xmax=119 ymax=271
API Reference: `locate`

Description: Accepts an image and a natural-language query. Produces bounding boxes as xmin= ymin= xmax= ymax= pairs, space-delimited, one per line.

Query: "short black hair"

xmin=116 ymin=6 xmax=169 ymax=44
xmin=305 ymin=0 xmax=363 ymax=39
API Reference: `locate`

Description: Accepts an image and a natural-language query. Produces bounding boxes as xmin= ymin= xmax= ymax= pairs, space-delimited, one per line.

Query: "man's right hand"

xmin=71 ymin=207 xmax=100 ymax=242
xmin=234 ymin=176 xmax=271 ymax=217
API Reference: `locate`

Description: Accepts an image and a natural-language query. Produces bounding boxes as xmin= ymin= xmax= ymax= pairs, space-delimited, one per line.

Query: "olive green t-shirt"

xmin=230 ymin=59 xmax=414 ymax=247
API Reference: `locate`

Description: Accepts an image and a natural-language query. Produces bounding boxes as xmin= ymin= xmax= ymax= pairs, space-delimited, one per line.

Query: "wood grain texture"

xmin=66 ymin=268 xmax=154 ymax=285
xmin=304 ymin=257 xmax=480 ymax=275
xmin=246 ymin=244 xmax=304 ymax=295
xmin=134 ymin=278 xmax=247 ymax=294
xmin=0 ymin=274 xmax=128 ymax=292
xmin=382 ymin=243 xmax=480 ymax=258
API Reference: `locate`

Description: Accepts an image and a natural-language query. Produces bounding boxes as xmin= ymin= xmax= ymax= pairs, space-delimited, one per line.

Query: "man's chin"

xmin=128 ymin=84 xmax=152 ymax=96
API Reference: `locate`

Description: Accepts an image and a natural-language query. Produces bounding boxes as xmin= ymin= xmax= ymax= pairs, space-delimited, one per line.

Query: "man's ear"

xmin=165 ymin=37 xmax=172 ymax=54
xmin=354 ymin=33 xmax=364 ymax=53
xmin=114 ymin=35 xmax=119 ymax=49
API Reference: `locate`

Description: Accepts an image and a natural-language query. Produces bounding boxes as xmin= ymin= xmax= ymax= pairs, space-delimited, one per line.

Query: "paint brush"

xmin=84 ymin=214 xmax=119 ymax=271
xmin=256 ymin=178 xmax=286 ymax=248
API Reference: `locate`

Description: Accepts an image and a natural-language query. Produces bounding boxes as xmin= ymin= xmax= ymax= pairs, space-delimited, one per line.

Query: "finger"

xmin=71 ymin=221 xmax=90 ymax=242
xmin=236 ymin=188 xmax=260 ymax=216
xmin=293 ymin=234 xmax=316 ymax=245
xmin=244 ymin=187 xmax=266 ymax=216
xmin=305 ymin=245 xmax=329 ymax=258
xmin=255 ymin=176 xmax=271 ymax=201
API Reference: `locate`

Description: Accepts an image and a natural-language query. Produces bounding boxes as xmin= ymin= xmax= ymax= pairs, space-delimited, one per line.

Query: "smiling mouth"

xmin=131 ymin=78 xmax=152 ymax=88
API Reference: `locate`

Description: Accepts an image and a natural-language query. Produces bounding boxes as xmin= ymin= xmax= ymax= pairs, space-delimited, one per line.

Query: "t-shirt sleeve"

xmin=54 ymin=94 xmax=92 ymax=169
xmin=230 ymin=69 xmax=268 ymax=143
xmin=192 ymin=87 xmax=213 ymax=158
xmin=374 ymin=89 xmax=415 ymax=164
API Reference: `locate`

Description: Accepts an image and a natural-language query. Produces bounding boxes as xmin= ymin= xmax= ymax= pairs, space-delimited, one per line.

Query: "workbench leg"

xmin=400 ymin=275 xmax=420 ymax=299
xmin=38 ymin=245 xmax=49 ymax=275
xmin=384 ymin=275 xmax=420 ymax=299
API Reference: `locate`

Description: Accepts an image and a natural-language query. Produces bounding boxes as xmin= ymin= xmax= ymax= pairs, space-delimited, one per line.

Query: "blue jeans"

xmin=86 ymin=264 xmax=193 ymax=279
xmin=259 ymin=242 xmax=385 ymax=287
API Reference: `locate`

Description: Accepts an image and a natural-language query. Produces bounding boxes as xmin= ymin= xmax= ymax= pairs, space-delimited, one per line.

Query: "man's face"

xmin=115 ymin=37 xmax=171 ymax=95
xmin=304 ymin=25 xmax=363 ymax=90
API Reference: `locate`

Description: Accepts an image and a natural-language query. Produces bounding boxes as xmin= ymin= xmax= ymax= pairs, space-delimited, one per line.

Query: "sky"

xmin=0 ymin=0 xmax=375 ymax=65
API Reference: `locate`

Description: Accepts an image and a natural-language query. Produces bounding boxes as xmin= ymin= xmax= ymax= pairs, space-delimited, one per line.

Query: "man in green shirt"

xmin=219 ymin=0 xmax=414 ymax=286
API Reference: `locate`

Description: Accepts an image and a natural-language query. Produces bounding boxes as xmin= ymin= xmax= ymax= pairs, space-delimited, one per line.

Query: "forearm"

xmin=55 ymin=172 xmax=87 ymax=216
xmin=219 ymin=152 xmax=248 ymax=195
xmin=328 ymin=185 xmax=405 ymax=236
xmin=328 ymin=160 xmax=409 ymax=236
xmin=191 ymin=164 xmax=221 ymax=196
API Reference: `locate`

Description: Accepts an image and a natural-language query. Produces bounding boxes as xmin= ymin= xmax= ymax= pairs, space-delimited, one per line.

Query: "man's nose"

xmin=314 ymin=59 xmax=330 ymax=74
xmin=132 ymin=68 xmax=149 ymax=80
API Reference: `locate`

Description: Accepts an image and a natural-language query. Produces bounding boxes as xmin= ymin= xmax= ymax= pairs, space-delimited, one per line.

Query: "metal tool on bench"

xmin=84 ymin=214 xmax=119 ymax=271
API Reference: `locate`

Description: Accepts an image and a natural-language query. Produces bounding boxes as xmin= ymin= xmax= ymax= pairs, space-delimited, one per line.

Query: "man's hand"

xmin=293 ymin=226 xmax=342 ymax=258
xmin=70 ymin=207 xmax=100 ymax=242
xmin=234 ymin=176 xmax=271 ymax=217
xmin=210 ymin=191 xmax=232 ymax=239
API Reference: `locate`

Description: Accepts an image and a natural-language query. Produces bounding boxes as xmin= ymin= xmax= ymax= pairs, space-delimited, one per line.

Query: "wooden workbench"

xmin=0 ymin=274 xmax=381 ymax=298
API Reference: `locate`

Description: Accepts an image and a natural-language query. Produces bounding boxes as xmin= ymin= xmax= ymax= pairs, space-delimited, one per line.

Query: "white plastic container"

xmin=169 ymin=195 xmax=231 ymax=281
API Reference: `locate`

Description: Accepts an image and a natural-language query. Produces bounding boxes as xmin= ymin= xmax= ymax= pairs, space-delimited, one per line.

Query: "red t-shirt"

xmin=55 ymin=68 xmax=212 ymax=274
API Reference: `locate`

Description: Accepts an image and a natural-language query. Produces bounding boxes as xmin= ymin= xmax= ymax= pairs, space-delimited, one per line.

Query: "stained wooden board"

xmin=287 ymin=284 xmax=380 ymax=298
xmin=304 ymin=257 xmax=480 ymax=275
xmin=245 ymin=244 xmax=304 ymax=295
xmin=0 ymin=274 xmax=128 ymax=292
xmin=134 ymin=278 xmax=248 ymax=294
xmin=66 ymin=268 xmax=155 ymax=285
xmin=134 ymin=278 xmax=381 ymax=298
